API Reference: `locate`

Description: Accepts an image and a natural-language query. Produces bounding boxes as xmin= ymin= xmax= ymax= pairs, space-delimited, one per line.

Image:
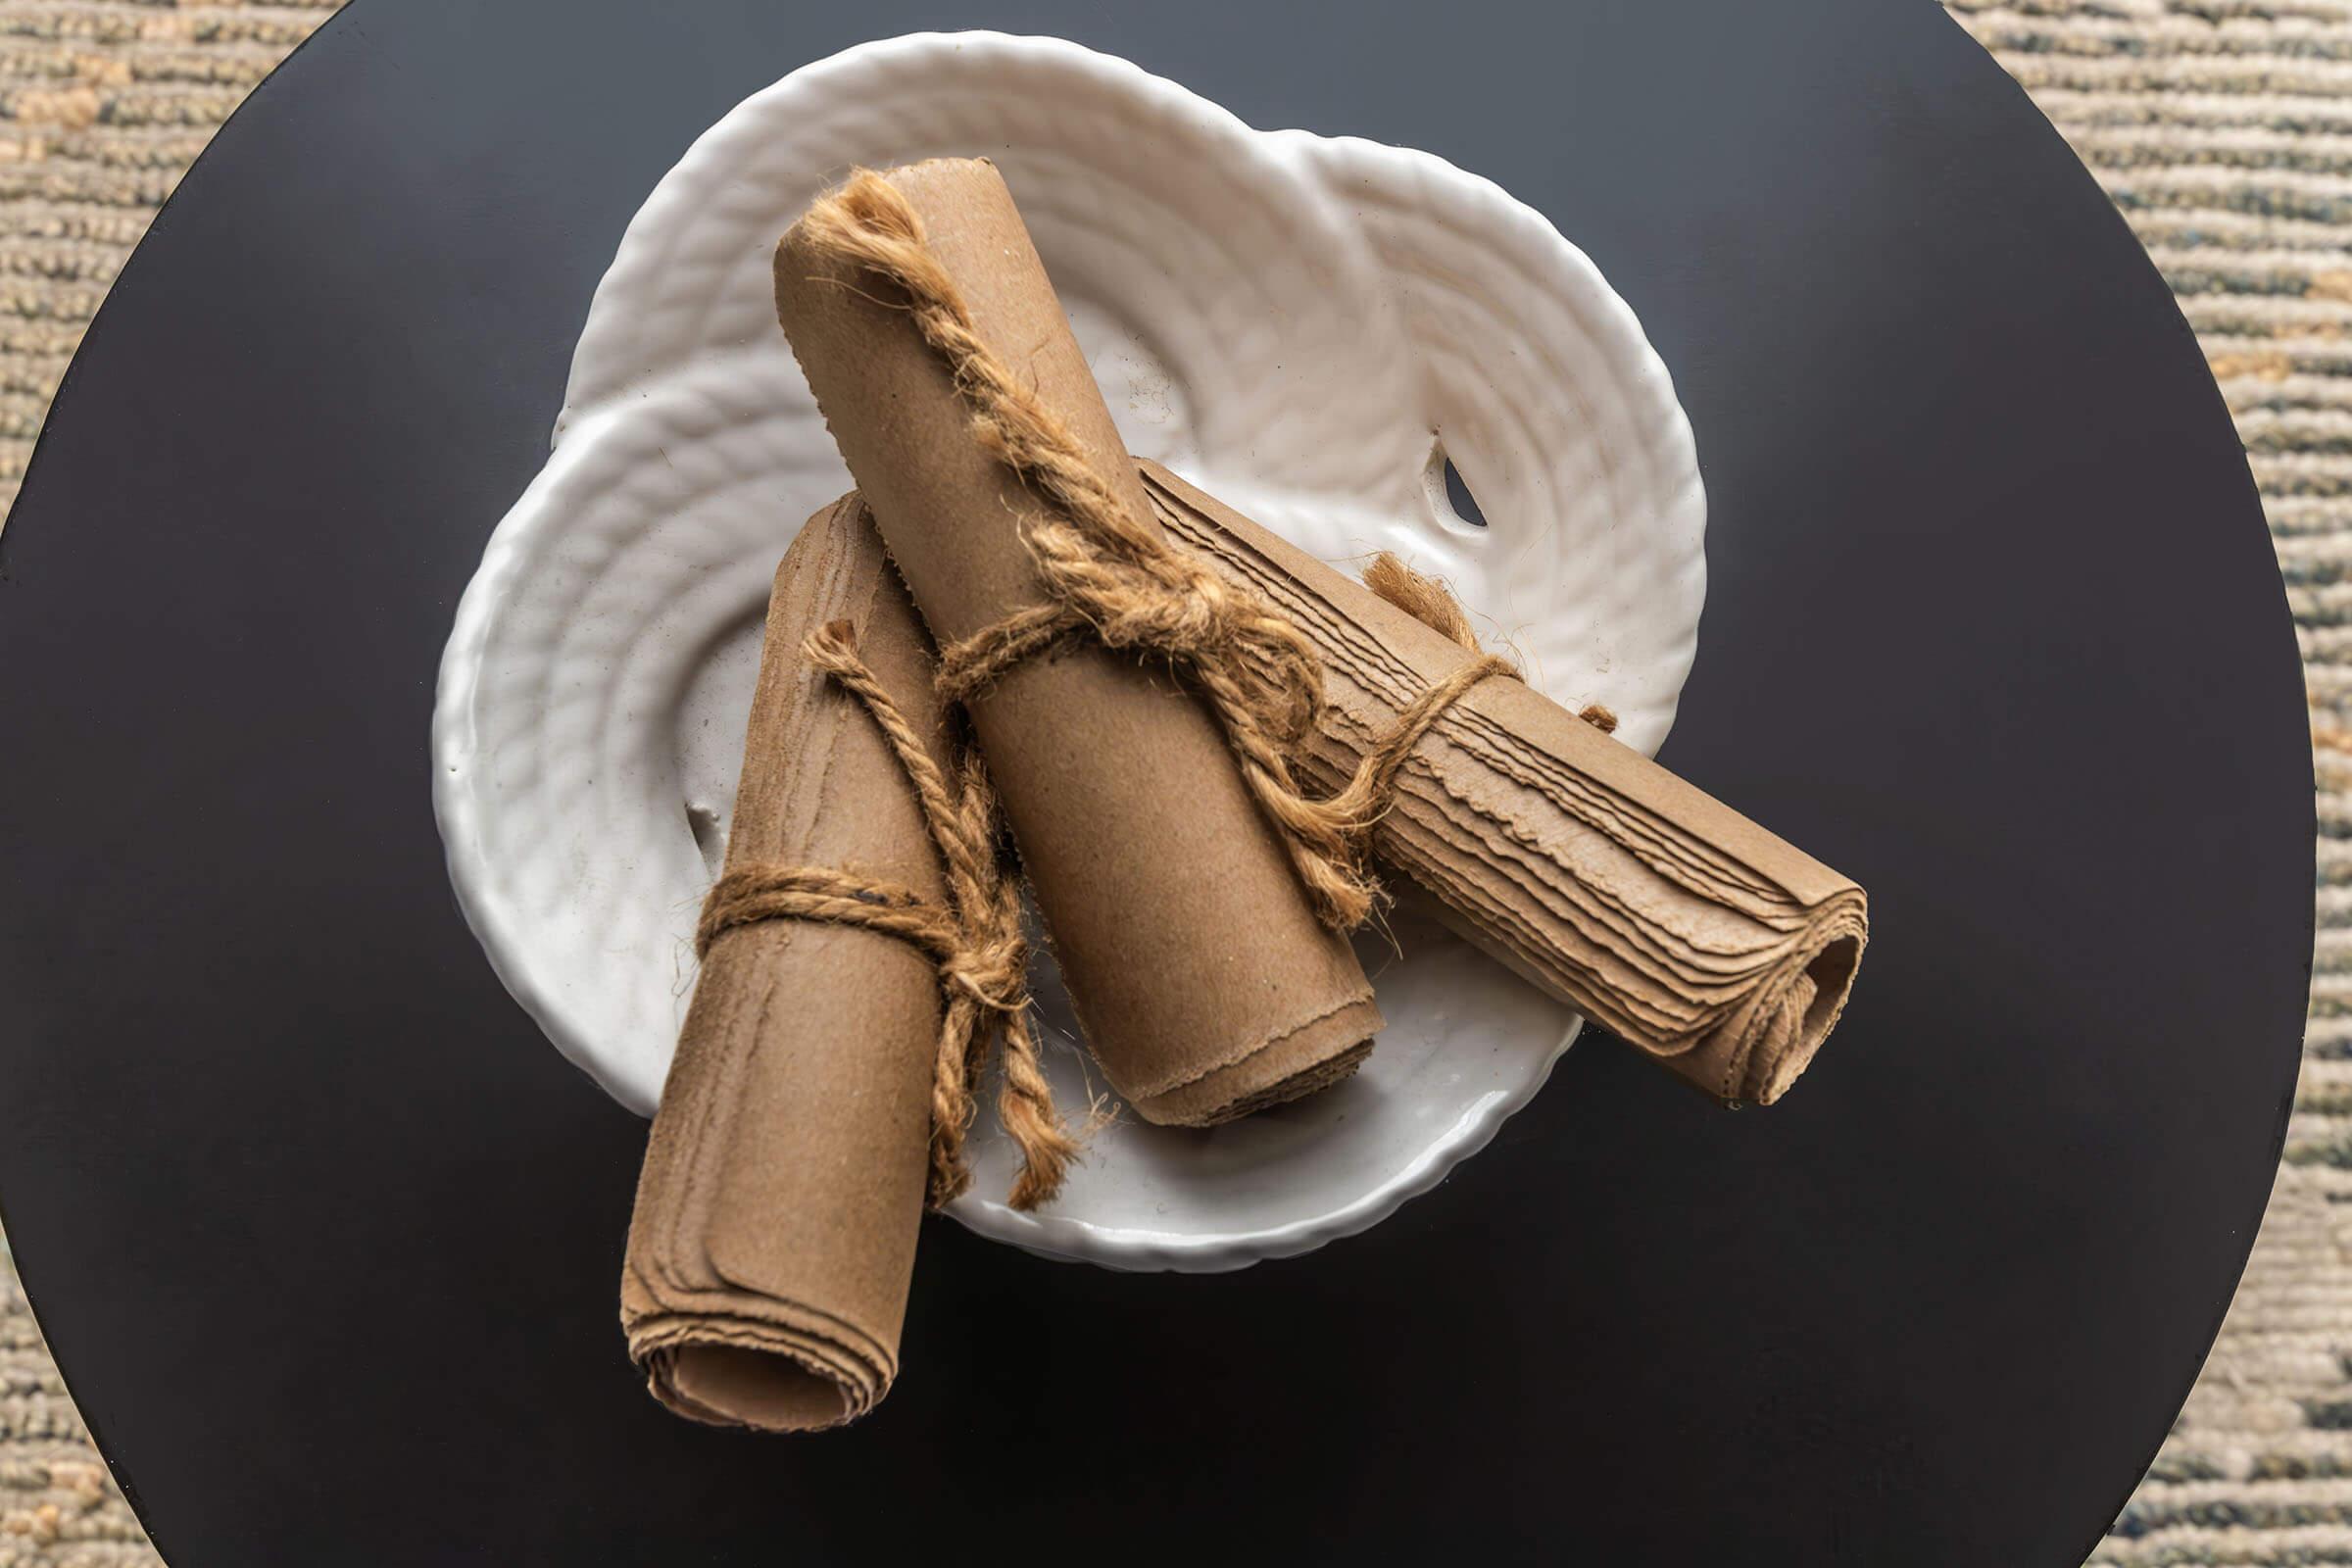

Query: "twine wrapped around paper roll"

xmin=622 ymin=496 xmax=965 ymax=1433
xmin=794 ymin=476 xmax=1867 ymax=1104
xmin=774 ymin=159 xmax=1382 ymax=1126
xmin=1142 ymin=463 xmax=1869 ymax=1103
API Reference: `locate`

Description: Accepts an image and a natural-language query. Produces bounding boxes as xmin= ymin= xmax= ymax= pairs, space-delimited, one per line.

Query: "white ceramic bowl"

xmin=433 ymin=32 xmax=1705 ymax=1271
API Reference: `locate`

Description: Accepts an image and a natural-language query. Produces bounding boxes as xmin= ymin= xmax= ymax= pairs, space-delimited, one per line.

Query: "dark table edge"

xmin=0 ymin=5 xmax=365 ymax=1552
xmin=0 ymin=7 xmax=2321 ymax=1564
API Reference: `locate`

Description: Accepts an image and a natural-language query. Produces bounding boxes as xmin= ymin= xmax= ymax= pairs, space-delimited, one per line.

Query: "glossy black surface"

xmin=0 ymin=2 xmax=2311 ymax=1562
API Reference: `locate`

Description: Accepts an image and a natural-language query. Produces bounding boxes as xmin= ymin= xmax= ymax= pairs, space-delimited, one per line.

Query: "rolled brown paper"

xmin=798 ymin=477 xmax=1867 ymax=1103
xmin=773 ymin=159 xmax=1381 ymax=1126
xmin=620 ymin=494 xmax=947 ymax=1432
xmin=1141 ymin=462 xmax=1868 ymax=1103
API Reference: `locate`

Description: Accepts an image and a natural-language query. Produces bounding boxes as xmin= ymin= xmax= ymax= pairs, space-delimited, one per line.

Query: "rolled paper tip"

xmin=1127 ymin=1027 xmax=1375 ymax=1127
xmin=1711 ymin=928 xmax=1866 ymax=1106
xmin=635 ymin=1319 xmax=890 ymax=1434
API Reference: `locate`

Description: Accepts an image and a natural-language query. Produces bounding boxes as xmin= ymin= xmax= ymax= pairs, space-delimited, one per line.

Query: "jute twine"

xmin=726 ymin=169 xmax=1620 ymax=1208
xmin=1358 ymin=553 xmax=1618 ymax=740
xmin=696 ymin=559 xmax=1607 ymax=1212
xmin=696 ymin=620 xmax=1076 ymax=1211
xmin=797 ymin=170 xmax=1616 ymax=934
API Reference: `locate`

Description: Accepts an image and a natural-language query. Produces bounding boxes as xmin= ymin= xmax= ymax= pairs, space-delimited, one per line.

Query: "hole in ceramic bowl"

xmin=1443 ymin=458 xmax=1488 ymax=528
xmin=1424 ymin=440 xmax=1493 ymax=538
xmin=685 ymin=802 xmax=725 ymax=878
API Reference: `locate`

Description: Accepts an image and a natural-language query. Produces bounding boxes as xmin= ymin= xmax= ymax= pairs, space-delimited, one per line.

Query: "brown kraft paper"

xmin=620 ymin=495 xmax=948 ymax=1432
xmin=1140 ymin=462 xmax=1869 ymax=1103
xmin=797 ymin=473 xmax=1867 ymax=1102
xmin=773 ymin=159 xmax=1382 ymax=1126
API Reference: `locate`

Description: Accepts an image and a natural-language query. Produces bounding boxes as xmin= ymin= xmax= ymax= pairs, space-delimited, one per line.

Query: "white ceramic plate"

xmin=432 ymin=32 xmax=1705 ymax=1271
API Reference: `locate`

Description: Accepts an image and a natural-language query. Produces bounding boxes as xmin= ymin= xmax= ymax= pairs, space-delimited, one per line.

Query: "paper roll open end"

xmin=1717 ymin=905 xmax=1869 ymax=1106
xmin=1747 ymin=927 xmax=1867 ymax=1105
xmin=646 ymin=1341 xmax=871 ymax=1435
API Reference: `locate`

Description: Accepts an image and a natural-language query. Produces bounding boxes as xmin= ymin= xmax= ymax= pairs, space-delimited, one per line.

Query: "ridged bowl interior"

xmin=432 ymin=32 xmax=1705 ymax=1271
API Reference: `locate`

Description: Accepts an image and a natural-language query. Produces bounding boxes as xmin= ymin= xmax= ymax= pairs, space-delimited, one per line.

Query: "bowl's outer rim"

xmin=557 ymin=31 xmax=1296 ymax=436
xmin=430 ymin=29 xmax=1704 ymax=1272
xmin=961 ymin=1019 xmax=1584 ymax=1272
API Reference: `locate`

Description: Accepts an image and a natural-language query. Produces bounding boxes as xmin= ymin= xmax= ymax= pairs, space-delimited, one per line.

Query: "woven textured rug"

xmin=0 ymin=1 xmax=2332 ymax=1563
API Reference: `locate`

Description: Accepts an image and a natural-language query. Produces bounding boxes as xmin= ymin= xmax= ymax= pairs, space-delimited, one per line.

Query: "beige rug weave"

xmin=0 ymin=1 xmax=2332 ymax=1562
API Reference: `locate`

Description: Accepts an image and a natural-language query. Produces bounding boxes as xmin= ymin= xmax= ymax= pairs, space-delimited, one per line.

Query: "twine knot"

xmin=943 ymin=938 xmax=1028 ymax=1012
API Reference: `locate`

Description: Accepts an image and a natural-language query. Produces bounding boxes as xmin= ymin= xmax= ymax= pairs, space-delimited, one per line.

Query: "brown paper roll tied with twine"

xmin=774 ymin=158 xmax=1383 ymax=1126
xmin=1142 ymin=463 xmax=1868 ymax=1103
xmin=793 ymin=474 xmax=1867 ymax=1104
xmin=622 ymin=496 xmax=1013 ymax=1434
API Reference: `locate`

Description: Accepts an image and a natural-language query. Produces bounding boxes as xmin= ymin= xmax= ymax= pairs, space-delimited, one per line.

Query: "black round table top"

xmin=0 ymin=2 xmax=2312 ymax=1563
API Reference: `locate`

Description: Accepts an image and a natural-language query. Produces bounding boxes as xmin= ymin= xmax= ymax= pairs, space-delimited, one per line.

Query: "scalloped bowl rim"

xmin=431 ymin=30 xmax=1704 ymax=1272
